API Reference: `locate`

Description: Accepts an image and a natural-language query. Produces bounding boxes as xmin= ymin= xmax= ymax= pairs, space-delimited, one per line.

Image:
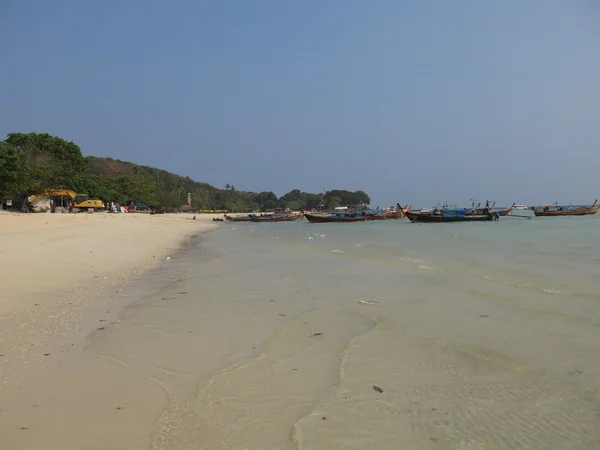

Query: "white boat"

xmin=513 ymin=204 xmax=529 ymax=210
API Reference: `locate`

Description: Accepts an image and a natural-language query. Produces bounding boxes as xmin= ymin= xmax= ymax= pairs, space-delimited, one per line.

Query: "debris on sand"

xmin=359 ymin=300 xmax=381 ymax=306
xmin=373 ymin=385 xmax=384 ymax=393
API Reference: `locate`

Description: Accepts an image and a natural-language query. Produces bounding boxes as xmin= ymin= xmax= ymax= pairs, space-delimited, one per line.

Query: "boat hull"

xmin=304 ymin=213 xmax=366 ymax=223
xmin=498 ymin=203 xmax=516 ymax=216
xmin=224 ymin=215 xmax=253 ymax=222
xmin=366 ymin=213 xmax=390 ymax=220
xmin=533 ymin=206 xmax=599 ymax=217
xmin=406 ymin=211 xmax=494 ymax=223
xmin=249 ymin=214 xmax=304 ymax=222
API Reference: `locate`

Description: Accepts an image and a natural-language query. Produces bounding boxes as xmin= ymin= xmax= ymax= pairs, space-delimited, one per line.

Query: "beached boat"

xmin=532 ymin=200 xmax=598 ymax=217
xmin=406 ymin=208 xmax=496 ymax=223
xmin=303 ymin=210 xmax=367 ymax=223
xmin=249 ymin=212 xmax=304 ymax=222
xmin=224 ymin=214 xmax=255 ymax=222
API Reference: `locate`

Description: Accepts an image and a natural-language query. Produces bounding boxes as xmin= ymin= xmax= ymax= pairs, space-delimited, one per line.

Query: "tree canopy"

xmin=0 ymin=132 xmax=371 ymax=211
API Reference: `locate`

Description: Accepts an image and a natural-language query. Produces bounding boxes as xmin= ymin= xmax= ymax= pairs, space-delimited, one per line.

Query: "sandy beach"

xmin=0 ymin=212 xmax=216 ymax=311
xmin=0 ymin=212 xmax=216 ymax=450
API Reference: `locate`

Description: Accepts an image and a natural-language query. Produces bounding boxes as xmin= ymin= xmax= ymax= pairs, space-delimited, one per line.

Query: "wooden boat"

xmin=249 ymin=213 xmax=304 ymax=222
xmin=394 ymin=204 xmax=411 ymax=219
xmin=532 ymin=200 xmax=598 ymax=217
xmin=380 ymin=204 xmax=410 ymax=219
xmin=224 ymin=214 xmax=255 ymax=222
xmin=366 ymin=210 xmax=390 ymax=220
xmin=406 ymin=209 xmax=495 ymax=223
xmin=303 ymin=210 xmax=367 ymax=223
xmin=498 ymin=203 xmax=516 ymax=216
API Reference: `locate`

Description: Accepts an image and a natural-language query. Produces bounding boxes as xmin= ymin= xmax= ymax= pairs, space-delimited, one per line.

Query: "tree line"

xmin=0 ymin=132 xmax=370 ymax=212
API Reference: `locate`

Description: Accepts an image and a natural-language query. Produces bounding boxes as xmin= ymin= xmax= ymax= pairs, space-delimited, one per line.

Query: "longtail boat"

xmin=406 ymin=210 xmax=495 ymax=223
xmin=224 ymin=214 xmax=254 ymax=222
xmin=302 ymin=210 xmax=367 ymax=223
xmin=367 ymin=203 xmax=408 ymax=220
xmin=386 ymin=204 xmax=410 ymax=219
xmin=532 ymin=200 xmax=598 ymax=217
xmin=366 ymin=209 xmax=390 ymax=220
xmin=498 ymin=203 xmax=516 ymax=216
xmin=249 ymin=212 xmax=304 ymax=222
xmin=406 ymin=203 xmax=497 ymax=223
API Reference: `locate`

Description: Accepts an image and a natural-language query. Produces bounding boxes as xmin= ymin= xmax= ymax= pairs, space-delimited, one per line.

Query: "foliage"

xmin=1 ymin=132 xmax=371 ymax=212
xmin=0 ymin=141 xmax=22 ymax=196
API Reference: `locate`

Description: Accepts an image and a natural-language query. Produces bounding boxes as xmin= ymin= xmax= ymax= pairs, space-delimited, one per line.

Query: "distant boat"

xmin=532 ymin=200 xmax=598 ymax=217
xmin=388 ymin=204 xmax=409 ymax=219
xmin=224 ymin=214 xmax=255 ymax=222
xmin=366 ymin=209 xmax=390 ymax=220
xmin=406 ymin=211 xmax=495 ymax=223
xmin=376 ymin=203 xmax=409 ymax=219
xmin=498 ymin=203 xmax=516 ymax=216
xmin=249 ymin=212 xmax=304 ymax=222
xmin=303 ymin=210 xmax=367 ymax=223
xmin=406 ymin=205 xmax=496 ymax=223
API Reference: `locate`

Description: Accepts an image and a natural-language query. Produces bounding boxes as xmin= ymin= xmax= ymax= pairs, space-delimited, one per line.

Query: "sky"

xmin=1 ymin=0 xmax=599 ymax=206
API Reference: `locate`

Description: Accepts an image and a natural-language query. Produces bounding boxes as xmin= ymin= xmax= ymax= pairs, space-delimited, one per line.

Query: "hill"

xmin=0 ymin=132 xmax=370 ymax=212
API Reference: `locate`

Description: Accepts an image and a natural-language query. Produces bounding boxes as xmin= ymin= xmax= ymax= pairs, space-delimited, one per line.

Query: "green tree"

xmin=5 ymin=133 xmax=86 ymax=171
xmin=325 ymin=190 xmax=370 ymax=207
xmin=325 ymin=196 xmax=343 ymax=209
xmin=0 ymin=141 xmax=22 ymax=196
xmin=252 ymin=191 xmax=278 ymax=210
xmin=3 ymin=133 xmax=89 ymax=196
xmin=109 ymin=173 xmax=158 ymax=206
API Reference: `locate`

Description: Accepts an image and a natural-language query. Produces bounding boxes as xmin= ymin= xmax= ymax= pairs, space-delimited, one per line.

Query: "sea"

xmin=89 ymin=213 xmax=600 ymax=449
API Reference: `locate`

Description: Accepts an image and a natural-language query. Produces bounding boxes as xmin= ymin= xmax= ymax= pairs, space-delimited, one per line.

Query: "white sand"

xmin=0 ymin=212 xmax=216 ymax=313
xmin=0 ymin=212 xmax=217 ymax=450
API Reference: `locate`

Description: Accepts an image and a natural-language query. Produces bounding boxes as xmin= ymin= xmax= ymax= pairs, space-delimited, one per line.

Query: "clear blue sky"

xmin=1 ymin=0 xmax=599 ymax=206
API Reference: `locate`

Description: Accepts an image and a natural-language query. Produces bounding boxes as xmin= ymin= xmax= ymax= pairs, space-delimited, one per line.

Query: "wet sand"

xmin=2 ymin=218 xmax=600 ymax=449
